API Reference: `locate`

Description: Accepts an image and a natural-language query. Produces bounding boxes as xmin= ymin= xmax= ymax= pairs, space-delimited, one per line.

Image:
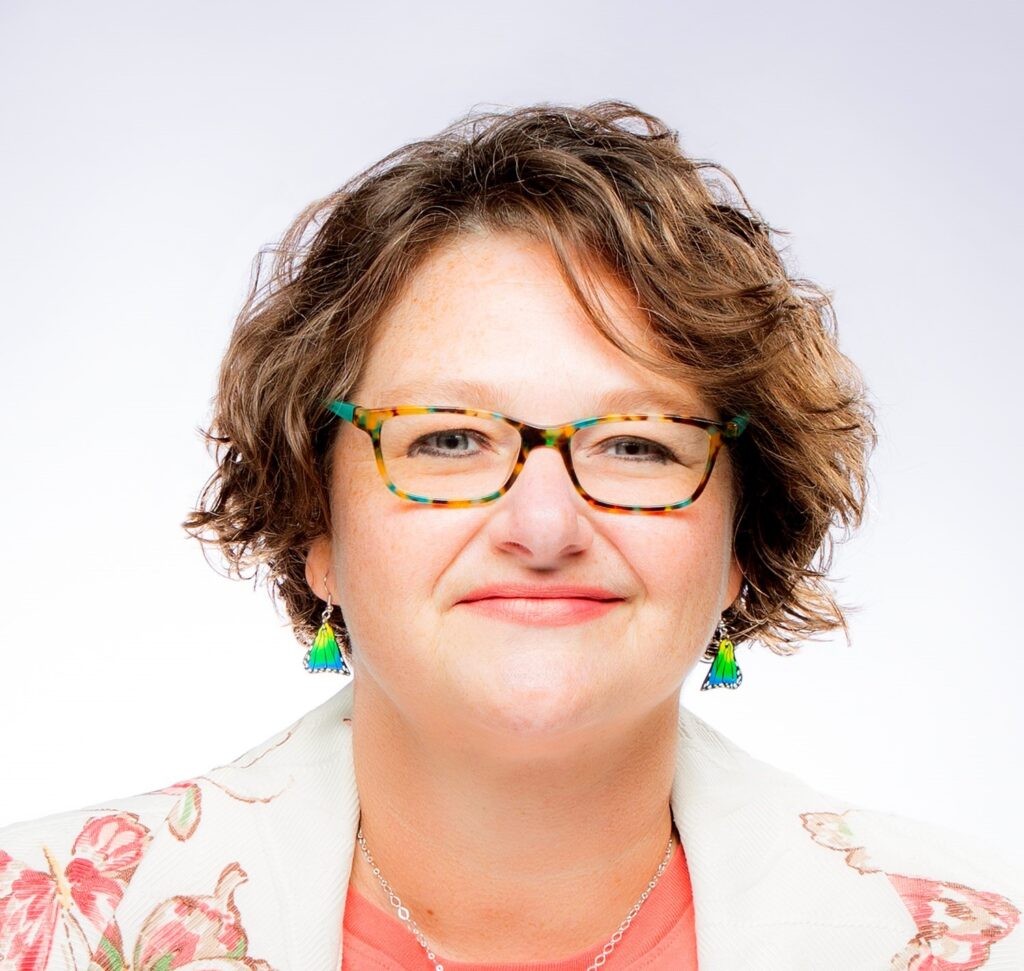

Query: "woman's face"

xmin=309 ymin=230 xmax=743 ymax=742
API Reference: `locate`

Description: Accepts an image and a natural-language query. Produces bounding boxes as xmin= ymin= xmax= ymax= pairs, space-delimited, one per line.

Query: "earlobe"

xmin=305 ymin=535 xmax=333 ymax=599
xmin=725 ymin=555 xmax=744 ymax=611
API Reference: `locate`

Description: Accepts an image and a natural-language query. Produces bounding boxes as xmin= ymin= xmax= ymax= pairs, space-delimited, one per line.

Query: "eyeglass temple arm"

xmin=723 ymin=412 xmax=750 ymax=438
xmin=325 ymin=400 xmax=357 ymax=423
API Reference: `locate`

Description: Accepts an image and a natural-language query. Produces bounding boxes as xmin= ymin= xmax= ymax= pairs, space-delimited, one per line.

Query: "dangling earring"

xmin=700 ymin=615 xmax=742 ymax=690
xmin=304 ymin=574 xmax=352 ymax=675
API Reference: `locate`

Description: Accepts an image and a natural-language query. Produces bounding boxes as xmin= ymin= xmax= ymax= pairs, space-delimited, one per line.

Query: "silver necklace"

xmin=355 ymin=822 xmax=675 ymax=970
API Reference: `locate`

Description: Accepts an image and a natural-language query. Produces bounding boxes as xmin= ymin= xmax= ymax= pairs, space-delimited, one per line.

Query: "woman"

xmin=1 ymin=101 xmax=1020 ymax=970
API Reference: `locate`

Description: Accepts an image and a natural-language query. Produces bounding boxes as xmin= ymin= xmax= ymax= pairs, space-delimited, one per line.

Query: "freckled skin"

xmin=305 ymin=230 xmax=744 ymax=962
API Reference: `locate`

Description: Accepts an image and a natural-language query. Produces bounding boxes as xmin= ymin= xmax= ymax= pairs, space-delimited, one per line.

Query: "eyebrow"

xmin=373 ymin=377 xmax=713 ymax=419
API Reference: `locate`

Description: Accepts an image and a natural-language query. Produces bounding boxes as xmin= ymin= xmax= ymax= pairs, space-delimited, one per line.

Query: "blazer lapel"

xmin=671 ymin=706 xmax=913 ymax=969
xmin=99 ymin=683 xmax=359 ymax=971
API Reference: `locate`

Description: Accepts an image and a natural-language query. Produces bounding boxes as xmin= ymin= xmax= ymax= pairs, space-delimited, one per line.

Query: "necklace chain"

xmin=355 ymin=822 xmax=675 ymax=970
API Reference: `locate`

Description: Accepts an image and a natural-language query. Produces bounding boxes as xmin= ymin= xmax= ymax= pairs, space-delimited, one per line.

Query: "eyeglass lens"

xmin=378 ymin=412 xmax=713 ymax=507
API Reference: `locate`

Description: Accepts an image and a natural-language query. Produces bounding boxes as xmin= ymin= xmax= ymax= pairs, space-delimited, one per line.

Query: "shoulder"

xmin=676 ymin=707 xmax=1024 ymax=964
xmin=0 ymin=784 xmax=188 ymax=970
xmin=793 ymin=777 xmax=1024 ymax=958
xmin=681 ymin=705 xmax=1023 ymax=884
xmin=805 ymin=805 xmax=1024 ymax=966
xmin=0 ymin=687 xmax=356 ymax=971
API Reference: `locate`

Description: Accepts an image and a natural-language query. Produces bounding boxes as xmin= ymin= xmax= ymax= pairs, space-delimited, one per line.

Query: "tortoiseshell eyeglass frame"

xmin=323 ymin=399 xmax=750 ymax=515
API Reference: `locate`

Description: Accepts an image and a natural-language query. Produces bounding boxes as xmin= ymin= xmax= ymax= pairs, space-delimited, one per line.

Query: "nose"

xmin=510 ymin=441 xmax=578 ymax=496
xmin=488 ymin=443 xmax=592 ymax=563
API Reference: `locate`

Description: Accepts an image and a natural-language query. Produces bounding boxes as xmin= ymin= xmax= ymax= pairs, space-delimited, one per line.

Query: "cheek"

xmin=619 ymin=502 xmax=734 ymax=654
xmin=631 ymin=503 xmax=731 ymax=591
xmin=333 ymin=439 xmax=401 ymax=564
xmin=335 ymin=499 xmax=408 ymax=590
xmin=333 ymin=488 xmax=457 ymax=640
xmin=332 ymin=462 xmax=401 ymax=614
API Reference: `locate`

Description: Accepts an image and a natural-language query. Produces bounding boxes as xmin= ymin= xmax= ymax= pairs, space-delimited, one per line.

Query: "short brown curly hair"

xmin=182 ymin=99 xmax=877 ymax=661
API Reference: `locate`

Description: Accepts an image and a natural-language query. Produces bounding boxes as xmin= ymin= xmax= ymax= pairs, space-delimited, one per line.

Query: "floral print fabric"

xmin=801 ymin=811 xmax=1020 ymax=969
xmin=1 ymin=683 xmax=1020 ymax=971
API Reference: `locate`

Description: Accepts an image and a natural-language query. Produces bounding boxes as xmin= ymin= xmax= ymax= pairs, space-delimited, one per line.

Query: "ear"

xmin=305 ymin=534 xmax=333 ymax=601
xmin=724 ymin=553 xmax=744 ymax=612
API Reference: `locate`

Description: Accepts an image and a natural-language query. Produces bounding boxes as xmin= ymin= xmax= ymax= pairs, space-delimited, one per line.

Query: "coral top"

xmin=341 ymin=839 xmax=698 ymax=969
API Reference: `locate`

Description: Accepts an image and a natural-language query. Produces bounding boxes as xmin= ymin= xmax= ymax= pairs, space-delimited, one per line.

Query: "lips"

xmin=456 ymin=591 xmax=624 ymax=627
xmin=458 ymin=583 xmax=623 ymax=603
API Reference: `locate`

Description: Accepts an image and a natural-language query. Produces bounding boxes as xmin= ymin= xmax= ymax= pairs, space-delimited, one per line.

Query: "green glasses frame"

xmin=323 ymin=399 xmax=750 ymax=514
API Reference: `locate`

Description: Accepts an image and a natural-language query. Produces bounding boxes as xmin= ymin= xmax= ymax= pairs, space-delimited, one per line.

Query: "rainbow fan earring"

xmin=304 ymin=580 xmax=352 ymax=675
xmin=700 ymin=616 xmax=742 ymax=690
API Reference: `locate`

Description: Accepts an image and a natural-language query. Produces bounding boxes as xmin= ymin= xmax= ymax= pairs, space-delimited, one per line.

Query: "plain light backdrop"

xmin=1 ymin=0 xmax=1021 ymax=849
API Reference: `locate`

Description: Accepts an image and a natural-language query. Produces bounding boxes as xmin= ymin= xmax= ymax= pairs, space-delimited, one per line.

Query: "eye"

xmin=598 ymin=436 xmax=676 ymax=463
xmin=408 ymin=429 xmax=492 ymax=457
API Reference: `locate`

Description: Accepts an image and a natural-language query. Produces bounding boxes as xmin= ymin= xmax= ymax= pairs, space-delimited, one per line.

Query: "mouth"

xmin=456 ymin=596 xmax=624 ymax=627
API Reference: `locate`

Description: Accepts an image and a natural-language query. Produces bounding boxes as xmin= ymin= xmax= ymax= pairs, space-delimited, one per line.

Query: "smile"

xmin=457 ymin=597 xmax=623 ymax=627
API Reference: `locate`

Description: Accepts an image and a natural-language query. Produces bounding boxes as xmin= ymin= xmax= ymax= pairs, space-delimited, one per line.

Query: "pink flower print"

xmin=144 ymin=773 xmax=290 ymax=846
xmin=0 ymin=812 xmax=151 ymax=971
xmin=800 ymin=810 xmax=884 ymax=874
xmin=149 ymin=782 xmax=203 ymax=842
xmin=886 ymin=873 xmax=1020 ymax=969
xmin=800 ymin=811 xmax=1020 ymax=969
xmin=128 ymin=862 xmax=277 ymax=971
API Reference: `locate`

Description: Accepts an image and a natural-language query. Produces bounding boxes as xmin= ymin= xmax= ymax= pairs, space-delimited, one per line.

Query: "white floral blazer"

xmin=1 ymin=680 xmax=1021 ymax=970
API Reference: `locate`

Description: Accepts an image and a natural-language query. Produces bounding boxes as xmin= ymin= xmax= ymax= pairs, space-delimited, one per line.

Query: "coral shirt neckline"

xmin=341 ymin=837 xmax=695 ymax=970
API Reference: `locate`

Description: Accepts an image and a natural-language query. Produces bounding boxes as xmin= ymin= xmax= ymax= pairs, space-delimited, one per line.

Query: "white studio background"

xmin=1 ymin=1 xmax=1020 ymax=846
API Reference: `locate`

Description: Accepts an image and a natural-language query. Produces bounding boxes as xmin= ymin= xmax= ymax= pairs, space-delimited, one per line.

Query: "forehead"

xmin=355 ymin=232 xmax=716 ymax=421
xmin=372 ymin=375 xmax=712 ymax=420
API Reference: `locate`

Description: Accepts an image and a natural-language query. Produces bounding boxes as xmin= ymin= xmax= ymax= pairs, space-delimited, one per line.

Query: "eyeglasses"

xmin=323 ymin=399 xmax=750 ymax=514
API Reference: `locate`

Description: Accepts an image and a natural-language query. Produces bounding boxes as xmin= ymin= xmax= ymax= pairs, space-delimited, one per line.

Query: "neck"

xmin=348 ymin=676 xmax=680 ymax=963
